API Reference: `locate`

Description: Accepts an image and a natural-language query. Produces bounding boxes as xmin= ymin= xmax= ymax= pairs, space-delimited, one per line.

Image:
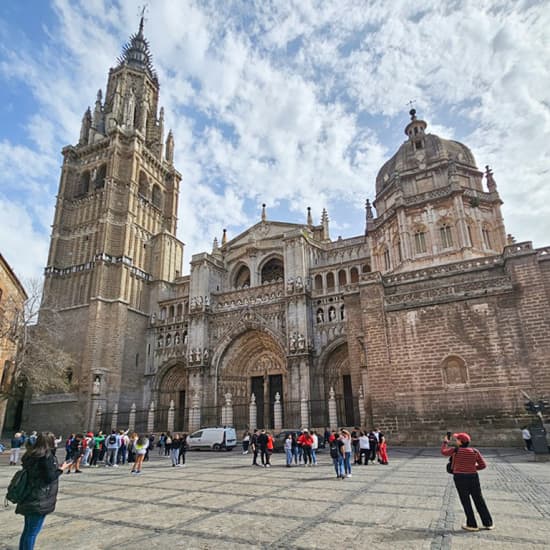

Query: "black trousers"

xmin=453 ymin=474 xmax=493 ymax=528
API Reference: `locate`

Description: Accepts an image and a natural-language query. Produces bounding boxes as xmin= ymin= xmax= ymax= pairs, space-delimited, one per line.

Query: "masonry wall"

xmin=361 ymin=247 xmax=550 ymax=446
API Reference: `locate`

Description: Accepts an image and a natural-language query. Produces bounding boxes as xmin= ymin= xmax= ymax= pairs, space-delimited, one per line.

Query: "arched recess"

xmin=259 ymin=256 xmax=284 ymax=284
xmin=233 ymin=263 xmax=251 ymax=288
xmin=321 ymin=341 xmax=355 ymax=426
xmin=154 ymin=361 xmax=188 ymax=432
xmin=216 ymin=328 xmax=287 ymax=429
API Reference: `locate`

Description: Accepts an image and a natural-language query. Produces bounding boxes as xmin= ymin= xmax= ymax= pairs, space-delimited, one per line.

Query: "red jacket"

xmin=298 ymin=434 xmax=313 ymax=447
xmin=441 ymin=442 xmax=487 ymax=474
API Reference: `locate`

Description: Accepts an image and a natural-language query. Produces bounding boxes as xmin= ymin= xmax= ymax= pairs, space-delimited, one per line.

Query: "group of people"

xmin=248 ymin=429 xmax=275 ymax=467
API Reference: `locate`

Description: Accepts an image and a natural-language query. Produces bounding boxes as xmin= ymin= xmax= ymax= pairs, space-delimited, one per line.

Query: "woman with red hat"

xmin=442 ymin=432 xmax=494 ymax=532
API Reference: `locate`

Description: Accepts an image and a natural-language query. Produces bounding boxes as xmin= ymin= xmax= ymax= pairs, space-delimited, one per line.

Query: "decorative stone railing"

xmin=212 ymin=282 xmax=285 ymax=311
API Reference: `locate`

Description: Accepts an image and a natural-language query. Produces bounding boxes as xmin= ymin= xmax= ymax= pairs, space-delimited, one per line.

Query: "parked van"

xmin=187 ymin=427 xmax=237 ymax=451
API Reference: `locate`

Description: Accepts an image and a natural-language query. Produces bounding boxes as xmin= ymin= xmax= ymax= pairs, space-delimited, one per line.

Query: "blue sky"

xmin=1 ymin=0 xmax=549 ymax=281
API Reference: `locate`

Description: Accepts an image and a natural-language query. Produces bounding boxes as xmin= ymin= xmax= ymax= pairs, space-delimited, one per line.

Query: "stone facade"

xmin=23 ymin=24 xmax=550 ymax=444
xmin=0 ymin=253 xmax=27 ymax=435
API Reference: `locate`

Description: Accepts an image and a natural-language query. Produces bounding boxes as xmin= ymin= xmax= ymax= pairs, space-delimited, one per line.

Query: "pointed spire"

xmin=221 ymin=228 xmax=227 ymax=246
xmin=306 ymin=206 xmax=313 ymax=226
xmin=117 ymin=15 xmax=157 ymax=83
xmin=321 ymin=208 xmax=330 ymax=241
xmin=212 ymin=237 xmax=219 ymax=252
xmin=485 ymin=165 xmax=497 ymax=192
xmin=261 ymin=203 xmax=266 ymax=222
xmin=79 ymin=107 xmax=92 ymax=145
xmin=365 ymin=199 xmax=373 ymax=219
xmin=165 ymin=129 xmax=174 ymax=164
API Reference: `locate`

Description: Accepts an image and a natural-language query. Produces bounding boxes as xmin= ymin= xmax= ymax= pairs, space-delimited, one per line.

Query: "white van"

xmin=187 ymin=427 xmax=237 ymax=451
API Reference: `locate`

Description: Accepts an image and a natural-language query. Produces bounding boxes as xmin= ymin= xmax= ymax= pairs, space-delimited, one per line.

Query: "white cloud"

xmin=0 ymin=0 xmax=549 ymax=282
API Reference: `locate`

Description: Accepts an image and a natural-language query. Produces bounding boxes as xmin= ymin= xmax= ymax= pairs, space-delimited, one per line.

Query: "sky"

xmin=1 ymin=0 xmax=549 ymax=281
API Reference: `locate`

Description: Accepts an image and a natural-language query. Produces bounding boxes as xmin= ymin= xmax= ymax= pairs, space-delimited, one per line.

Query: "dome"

xmin=375 ymin=114 xmax=478 ymax=195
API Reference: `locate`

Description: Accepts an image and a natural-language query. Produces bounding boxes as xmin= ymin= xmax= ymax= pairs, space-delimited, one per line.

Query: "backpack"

xmin=108 ymin=434 xmax=117 ymax=445
xmin=6 ymin=468 xmax=31 ymax=505
xmin=329 ymin=441 xmax=340 ymax=459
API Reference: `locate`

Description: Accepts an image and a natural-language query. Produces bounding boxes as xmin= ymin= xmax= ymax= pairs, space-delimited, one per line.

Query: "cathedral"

xmin=24 ymin=21 xmax=550 ymax=444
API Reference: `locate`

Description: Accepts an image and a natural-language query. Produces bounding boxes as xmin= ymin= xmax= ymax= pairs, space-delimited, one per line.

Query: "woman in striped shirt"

xmin=441 ymin=432 xmax=494 ymax=532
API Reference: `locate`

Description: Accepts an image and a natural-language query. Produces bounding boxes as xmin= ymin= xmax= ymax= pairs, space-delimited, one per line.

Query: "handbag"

xmin=446 ymin=447 xmax=458 ymax=474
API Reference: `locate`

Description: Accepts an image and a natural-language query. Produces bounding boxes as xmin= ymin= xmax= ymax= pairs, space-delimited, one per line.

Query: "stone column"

xmin=167 ymin=400 xmax=175 ymax=433
xmin=128 ymin=403 xmax=136 ymax=433
xmin=358 ymin=386 xmax=366 ymax=428
xmin=189 ymin=391 xmax=201 ymax=433
xmin=95 ymin=405 xmax=103 ymax=432
xmin=249 ymin=393 xmax=257 ymax=430
xmin=147 ymin=401 xmax=155 ymax=433
xmin=223 ymin=393 xmax=233 ymax=427
xmin=300 ymin=390 xmax=309 ymax=428
xmin=328 ymin=387 xmax=338 ymax=430
xmin=274 ymin=392 xmax=282 ymax=431
xmin=111 ymin=403 xmax=119 ymax=431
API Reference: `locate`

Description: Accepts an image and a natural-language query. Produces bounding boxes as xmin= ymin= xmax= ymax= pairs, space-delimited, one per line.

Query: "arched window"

xmin=176 ymin=304 xmax=183 ymax=317
xmin=383 ymin=248 xmax=391 ymax=270
xmin=350 ymin=267 xmax=359 ymax=283
xmin=138 ymin=171 xmax=149 ymax=199
xmin=338 ymin=269 xmax=347 ymax=286
xmin=314 ymin=274 xmax=323 ymax=290
xmin=160 ymin=307 xmax=166 ymax=320
xmin=95 ymin=164 xmax=107 ymax=189
xmin=442 ymin=355 xmax=468 ymax=385
xmin=414 ymin=230 xmax=427 ymax=254
xmin=166 ymin=333 xmax=172 ymax=346
xmin=157 ymin=335 xmax=164 ymax=347
xmin=340 ymin=304 xmax=345 ymax=320
xmin=182 ymin=330 xmax=188 ymax=344
xmin=235 ymin=265 xmax=251 ymax=288
xmin=174 ymin=333 xmax=180 ymax=345
xmin=261 ymin=258 xmax=284 ymax=284
xmin=169 ymin=305 xmax=175 ymax=318
xmin=362 ymin=264 xmax=371 ymax=273
xmin=326 ymin=272 xmax=335 ymax=289
xmin=395 ymin=238 xmax=402 ymax=262
xmin=152 ymin=184 xmax=162 ymax=209
xmin=440 ymin=224 xmax=453 ymax=249
xmin=76 ymin=171 xmax=90 ymax=197
xmin=316 ymin=308 xmax=325 ymax=323
xmin=328 ymin=306 xmax=336 ymax=321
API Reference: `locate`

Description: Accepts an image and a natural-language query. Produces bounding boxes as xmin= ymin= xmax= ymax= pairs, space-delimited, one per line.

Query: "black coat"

xmin=16 ymin=451 xmax=62 ymax=516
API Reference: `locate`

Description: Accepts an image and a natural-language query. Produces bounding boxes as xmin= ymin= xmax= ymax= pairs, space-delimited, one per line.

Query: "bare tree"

xmin=0 ymin=278 xmax=76 ymax=401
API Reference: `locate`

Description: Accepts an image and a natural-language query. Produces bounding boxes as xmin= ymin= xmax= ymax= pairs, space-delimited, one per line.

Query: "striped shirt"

xmin=441 ymin=442 xmax=487 ymax=474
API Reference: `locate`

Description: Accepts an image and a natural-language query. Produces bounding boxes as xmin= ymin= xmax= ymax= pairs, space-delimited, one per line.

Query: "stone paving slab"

xmin=0 ymin=447 xmax=549 ymax=549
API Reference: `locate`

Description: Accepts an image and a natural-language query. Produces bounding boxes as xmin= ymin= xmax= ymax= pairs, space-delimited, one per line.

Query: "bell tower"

xmin=36 ymin=18 xmax=184 ymax=431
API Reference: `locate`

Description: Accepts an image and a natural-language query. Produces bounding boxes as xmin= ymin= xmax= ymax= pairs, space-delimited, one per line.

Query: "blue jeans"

xmin=311 ymin=448 xmax=317 ymax=465
xmin=333 ymin=456 xmax=344 ymax=477
xmin=344 ymin=451 xmax=352 ymax=475
xmin=19 ymin=514 xmax=45 ymax=550
xmin=285 ymin=449 xmax=293 ymax=465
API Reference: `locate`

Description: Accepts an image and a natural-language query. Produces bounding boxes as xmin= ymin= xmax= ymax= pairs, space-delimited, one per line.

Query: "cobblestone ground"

xmin=1 ymin=447 xmax=549 ymax=549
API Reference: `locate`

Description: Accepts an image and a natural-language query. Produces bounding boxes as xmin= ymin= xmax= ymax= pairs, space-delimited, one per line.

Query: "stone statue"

xmin=92 ymin=376 xmax=101 ymax=395
xmin=289 ymin=333 xmax=297 ymax=352
xmin=204 ymin=296 xmax=210 ymax=306
xmin=329 ymin=307 xmax=336 ymax=321
xmin=286 ymin=278 xmax=294 ymax=293
xmin=250 ymin=393 xmax=256 ymax=404
xmin=275 ymin=392 xmax=281 ymax=403
xmin=297 ymin=333 xmax=305 ymax=350
xmin=203 ymin=348 xmax=209 ymax=362
xmin=295 ymin=277 xmax=303 ymax=292
xmin=224 ymin=392 xmax=232 ymax=406
xmin=317 ymin=310 xmax=324 ymax=323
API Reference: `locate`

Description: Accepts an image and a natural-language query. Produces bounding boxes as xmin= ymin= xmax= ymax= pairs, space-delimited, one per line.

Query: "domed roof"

xmin=375 ymin=114 xmax=478 ymax=195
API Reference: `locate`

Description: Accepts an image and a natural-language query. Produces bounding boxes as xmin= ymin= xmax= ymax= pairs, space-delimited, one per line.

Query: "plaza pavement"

xmin=0 ymin=446 xmax=549 ymax=549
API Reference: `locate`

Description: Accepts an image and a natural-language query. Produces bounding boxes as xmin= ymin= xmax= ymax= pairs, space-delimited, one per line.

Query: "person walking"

xmin=250 ymin=429 xmax=260 ymax=466
xmin=329 ymin=432 xmax=345 ymax=479
xmin=131 ymin=435 xmax=149 ymax=475
xmin=442 ymin=432 xmax=494 ymax=532
xmin=257 ymin=430 xmax=269 ymax=467
xmin=284 ymin=433 xmax=293 ymax=467
xmin=15 ymin=432 xmax=71 ymax=549
xmin=242 ymin=431 xmax=250 ymax=454
xmin=178 ymin=433 xmax=188 ymax=465
xmin=521 ymin=427 xmax=533 ymax=451
xmin=311 ymin=430 xmax=319 ymax=466
xmin=378 ymin=435 xmax=389 ymax=464
xmin=340 ymin=429 xmax=353 ymax=477
xmin=265 ymin=432 xmax=274 ymax=467
xmin=170 ymin=434 xmax=181 ymax=467
xmin=9 ymin=432 xmax=25 ymax=466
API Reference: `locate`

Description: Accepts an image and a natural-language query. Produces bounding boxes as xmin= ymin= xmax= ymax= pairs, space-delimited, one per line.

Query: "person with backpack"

xmin=329 ymin=432 xmax=345 ymax=479
xmin=178 ymin=433 xmax=188 ymax=465
xmin=442 ymin=432 xmax=494 ymax=532
xmin=104 ymin=430 xmax=120 ymax=467
xmin=12 ymin=432 xmax=71 ymax=549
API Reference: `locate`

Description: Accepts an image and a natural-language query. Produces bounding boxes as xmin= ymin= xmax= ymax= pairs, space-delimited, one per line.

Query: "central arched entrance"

xmin=218 ymin=329 xmax=286 ymax=429
xmin=324 ymin=342 xmax=355 ymax=426
xmin=157 ymin=362 xmax=188 ymax=432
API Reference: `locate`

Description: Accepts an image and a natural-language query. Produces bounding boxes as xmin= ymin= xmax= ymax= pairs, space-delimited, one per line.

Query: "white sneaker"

xmin=346 ymin=474 xmax=352 ymax=478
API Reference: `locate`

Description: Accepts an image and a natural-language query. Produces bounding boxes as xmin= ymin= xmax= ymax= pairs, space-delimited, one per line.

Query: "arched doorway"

xmin=218 ymin=329 xmax=286 ymax=429
xmin=324 ymin=343 xmax=355 ymax=426
xmin=157 ymin=362 xmax=187 ymax=432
